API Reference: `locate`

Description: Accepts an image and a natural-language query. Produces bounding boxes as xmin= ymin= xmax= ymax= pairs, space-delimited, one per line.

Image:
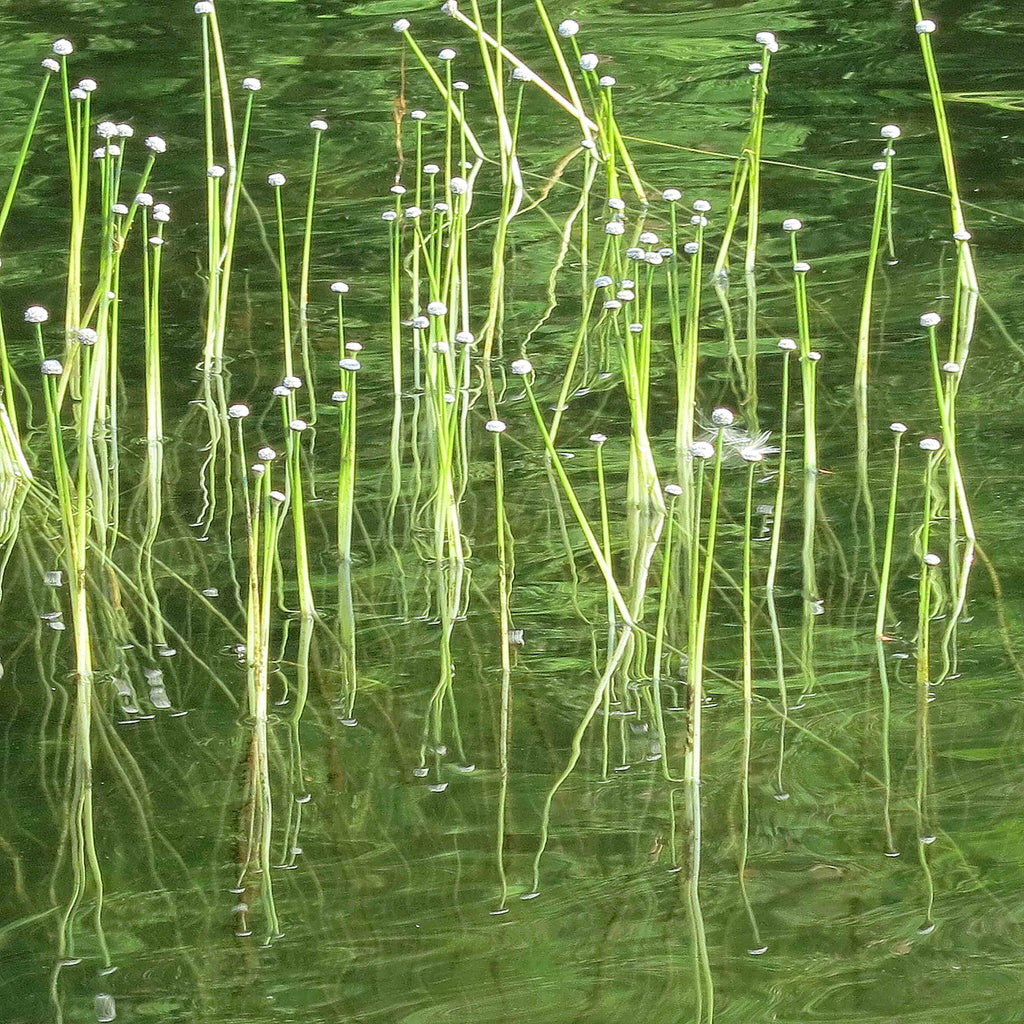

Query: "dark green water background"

xmin=2 ymin=0 xmax=1024 ymax=1021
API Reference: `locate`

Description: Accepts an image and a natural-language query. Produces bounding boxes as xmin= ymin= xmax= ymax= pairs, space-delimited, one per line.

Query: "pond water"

xmin=1 ymin=1 xmax=1024 ymax=1021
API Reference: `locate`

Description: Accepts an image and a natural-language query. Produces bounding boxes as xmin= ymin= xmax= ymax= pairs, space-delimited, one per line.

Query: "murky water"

xmin=1 ymin=1 xmax=1023 ymax=1021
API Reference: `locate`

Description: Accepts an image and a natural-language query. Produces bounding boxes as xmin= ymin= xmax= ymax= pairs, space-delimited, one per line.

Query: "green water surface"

xmin=2 ymin=1 xmax=1024 ymax=1021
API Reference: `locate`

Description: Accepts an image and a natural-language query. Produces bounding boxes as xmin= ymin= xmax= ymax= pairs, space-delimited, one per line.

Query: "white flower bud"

xmin=558 ymin=19 xmax=580 ymax=37
xmin=382 ymin=210 xmax=398 ymax=222
xmin=135 ymin=192 xmax=153 ymax=207
xmin=96 ymin=121 xmax=117 ymax=139
xmin=953 ymin=230 xmax=971 ymax=242
xmin=665 ymin=483 xmax=683 ymax=496
xmin=194 ymin=1 xmax=215 ymax=13
xmin=145 ymin=135 xmax=167 ymax=154
xmin=70 ymin=88 xmax=87 ymax=101
xmin=778 ymin=337 xmax=797 ymax=351
xmin=282 ymin=375 xmax=302 ymax=390
xmin=449 ymin=176 xmax=469 ymax=195
xmin=711 ymin=407 xmax=734 ymax=427
xmin=427 ymin=300 xmax=447 ymax=316
xmin=919 ymin=438 xmax=941 ymax=452
xmin=331 ymin=281 xmax=349 ymax=293
xmin=269 ymin=490 xmax=286 ymax=504
xmin=258 ymin=446 xmax=277 ymax=461
xmin=919 ymin=312 xmax=941 ymax=328
xmin=331 ymin=390 xmax=349 ymax=404
xmin=683 ymin=241 xmax=699 ymax=255
xmin=662 ymin=188 xmax=682 ymax=202
xmin=453 ymin=80 xmax=468 ymax=92
xmin=42 ymin=58 xmax=60 ymax=73
xmin=227 ymin=404 xmax=250 ymax=419
xmin=510 ymin=358 xmax=533 ymax=376
xmin=793 ymin=261 xmax=811 ymax=273
xmin=599 ymin=75 xmax=616 ymax=87
xmin=339 ymin=358 xmax=361 ymax=372
xmin=52 ymin=39 xmax=74 ymax=56
xmin=392 ymin=18 xmax=411 ymax=32
xmin=693 ymin=199 xmax=711 ymax=213
xmin=117 ymin=124 xmax=134 ymax=138
xmin=512 ymin=66 xmax=533 ymax=83
xmin=423 ymin=163 xmax=440 ymax=176
xmin=485 ymin=419 xmax=507 ymax=433
xmin=309 ymin=119 xmax=328 ymax=131
xmin=691 ymin=441 xmax=715 ymax=460
xmin=872 ymin=160 xmax=887 ymax=172
xmin=289 ymin=418 xmax=308 ymax=432
xmin=880 ymin=124 xmax=901 ymax=140
xmin=923 ymin=553 xmax=941 ymax=567
xmin=438 ymin=47 xmax=456 ymax=60
xmin=273 ymin=385 xmax=290 ymax=397
xmin=755 ymin=30 xmax=779 ymax=52
xmin=455 ymin=330 xmax=475 ymax=345
xmin=782 ymin=217 xmax=802 ymax=232
xmin=208 ymin=164 xmax=226 ymax=178
xmin=605 ymin=221 xmax=625 ymax=236
xmin=268 ymin=172 xmax=286 ymax=187
xmin=24 ymin=306 xmax=49 ymax=324
xmin=76 ymin=328 xmax=98 ymax=346
xmin=579 ymin=53 xmax=599 ymax=71
xmin=40 ymin=359 xmax=63 ymax=375
xmin=411 ymin=109 xmax=427 ymax=120
xmin=112 ymin=203 xmax=129 ymax=215
xmin=589 ymin=433 xmax=607 ymax=444
xmin=915 ymin=19 xmax=936 ymax=34
xmin=890 ymin=422 xmax=908 ymax=434
xmin=242 ymin=77 xmax=261 ymax=91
